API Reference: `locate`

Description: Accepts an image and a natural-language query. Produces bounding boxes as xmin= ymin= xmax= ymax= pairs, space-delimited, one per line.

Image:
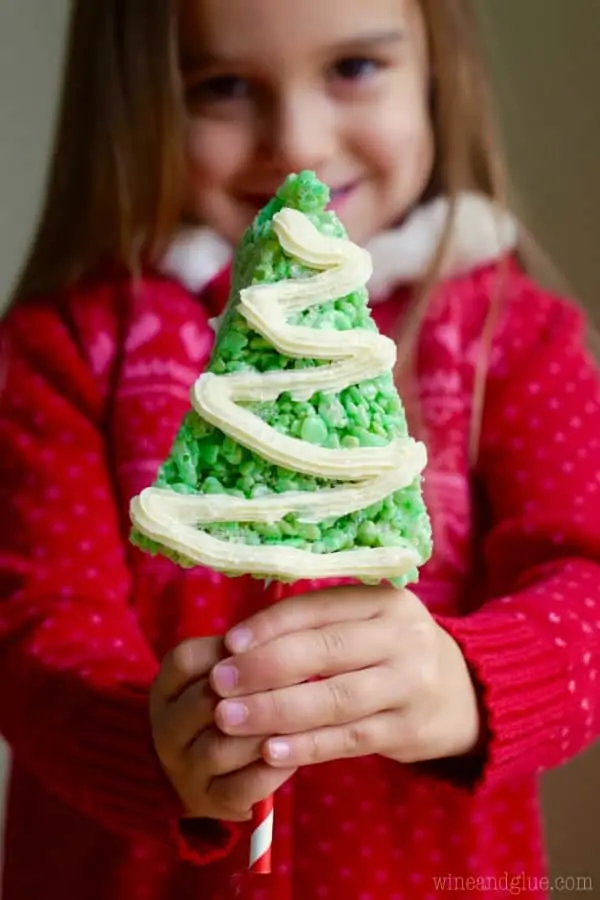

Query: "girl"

xmin=1 ymin=1 xmax=599 ymax=898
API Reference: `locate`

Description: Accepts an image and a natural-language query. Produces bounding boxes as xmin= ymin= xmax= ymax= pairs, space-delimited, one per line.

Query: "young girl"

xmin=1 ymin=1 xmax=598 ymax=898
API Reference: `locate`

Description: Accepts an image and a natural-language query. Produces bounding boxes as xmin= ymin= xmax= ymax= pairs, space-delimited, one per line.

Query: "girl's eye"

xmin=331 ymin=56 xmax=382 ymax=82
xmin=187 ymin=74 xmax=250 ymax=104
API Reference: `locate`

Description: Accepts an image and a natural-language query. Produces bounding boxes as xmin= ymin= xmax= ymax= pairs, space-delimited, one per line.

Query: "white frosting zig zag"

xmin=131 ymin=209 xmax=427 ymax=580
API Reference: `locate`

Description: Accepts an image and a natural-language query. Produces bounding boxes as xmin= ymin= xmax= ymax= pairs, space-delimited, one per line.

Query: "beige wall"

xmin=0 ymin=0 xmax=70 ymax=306
xmin=475 ymin=1 xmax=600 ymax=892
xmin=475 ymin=0 xmax=600 ymax=315
xmin=0 ymin=0 xmax=70 ymax=879
xmin=0 ymin=0 xmax=599 ymax=894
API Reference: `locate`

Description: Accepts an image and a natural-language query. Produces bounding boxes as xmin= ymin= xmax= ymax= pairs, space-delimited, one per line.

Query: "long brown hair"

xmin=420 ymin=0 xmax=508 ymax=282
xmin=400 ymin=0 xmax=510 ymax=464
xmin=13 ymin=1 xmax=184 ymax=299
xmin=13 ymin=0 xmax=509 ymax=305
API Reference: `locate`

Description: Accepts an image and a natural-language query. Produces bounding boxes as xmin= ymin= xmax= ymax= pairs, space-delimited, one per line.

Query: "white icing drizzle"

xmin=130 ymin=208 xmax=427 ymax=580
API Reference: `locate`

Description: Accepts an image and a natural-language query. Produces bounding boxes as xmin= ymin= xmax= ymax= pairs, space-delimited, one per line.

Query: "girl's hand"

xmin=150 ymin=637 xmax=297 ymax=821
xmin=209 ymin=587 xmax=481 ymax=768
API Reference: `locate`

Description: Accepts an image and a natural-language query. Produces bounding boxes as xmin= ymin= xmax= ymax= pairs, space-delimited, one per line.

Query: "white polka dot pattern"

xmin=0 ymin=263 xmax=598 ymax=900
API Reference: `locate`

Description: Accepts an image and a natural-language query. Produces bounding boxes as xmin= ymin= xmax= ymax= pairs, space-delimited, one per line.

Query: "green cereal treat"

xmin=130 ymin=171 xmax=432 ymax=587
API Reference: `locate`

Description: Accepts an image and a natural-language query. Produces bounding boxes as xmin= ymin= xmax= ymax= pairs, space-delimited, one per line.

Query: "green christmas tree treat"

xmin=130 ymin=171 xmax=432 ymax=587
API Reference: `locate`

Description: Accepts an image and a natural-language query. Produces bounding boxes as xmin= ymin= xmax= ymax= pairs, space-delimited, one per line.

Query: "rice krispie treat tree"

xmin=130 ymin=171 xmax=432 ymax=588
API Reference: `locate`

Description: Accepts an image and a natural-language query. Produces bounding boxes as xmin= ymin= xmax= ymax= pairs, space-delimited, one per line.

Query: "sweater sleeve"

xmin=0 ymin=299 xmax=238 ymax=864
xmin=435 ymin=284 xmax=600 ymax=791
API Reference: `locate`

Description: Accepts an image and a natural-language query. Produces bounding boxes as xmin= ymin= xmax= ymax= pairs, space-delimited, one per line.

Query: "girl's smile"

xmin=178 ymin=0 xmax=434 ymax=245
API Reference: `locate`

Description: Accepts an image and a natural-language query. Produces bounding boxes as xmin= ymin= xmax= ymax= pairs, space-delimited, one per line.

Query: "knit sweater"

xmin=0 ymin=195 xmax=599 ymax=900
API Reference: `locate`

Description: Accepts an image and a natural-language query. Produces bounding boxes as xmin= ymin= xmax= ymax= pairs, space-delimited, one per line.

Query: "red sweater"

xmin=0 ymin=256 xmax=599 ymax=900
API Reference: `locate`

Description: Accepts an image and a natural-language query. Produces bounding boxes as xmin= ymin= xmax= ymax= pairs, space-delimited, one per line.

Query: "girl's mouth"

xmin=328 ymin=181 xmax=360 ymax=213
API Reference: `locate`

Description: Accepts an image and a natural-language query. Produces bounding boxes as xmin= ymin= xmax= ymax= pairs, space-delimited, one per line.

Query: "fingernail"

xmin=220 ymin=700 xmax=248 ymax=726
xmin=212 ymin=663 xmax=238 ymax=694
xmin=175 ymin=641 xmax=199 ymax=674
xmin=267 ymin=739 xmax=290 ymax=761
xmin=227 ymin=627 xmax=253 ymax=653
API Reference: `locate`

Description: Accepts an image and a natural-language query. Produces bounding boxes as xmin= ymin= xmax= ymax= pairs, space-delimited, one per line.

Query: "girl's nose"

xmin=261 ymin=92 xmax=336 ymax=174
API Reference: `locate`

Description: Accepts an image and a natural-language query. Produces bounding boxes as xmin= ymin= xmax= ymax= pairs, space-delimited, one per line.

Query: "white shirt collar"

xmin=159 ymin=191 xmax=518 ymax=303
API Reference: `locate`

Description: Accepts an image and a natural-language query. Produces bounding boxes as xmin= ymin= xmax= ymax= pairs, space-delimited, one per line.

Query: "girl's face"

xmin=178 ymin=0 xmax=434 ymax=245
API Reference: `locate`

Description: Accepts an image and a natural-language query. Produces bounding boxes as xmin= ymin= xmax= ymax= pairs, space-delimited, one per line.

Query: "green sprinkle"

xmin=351 ymin=428 xmax=389 ymax=447
xmin=222 ymin=437 xmax=243 ymax=466
xmin=257 ymin=522 xmax=282 ymax=540
xmin=197 ymin=442 xmax=220 ymax=466
xmin=292 ymin=523 xmax=318 ymax=542
xmin=171 ymin=482 xmax=197 ymax=495
xmin=323 ymin=433 xmax=341 ymax=450
xmin=318 ymin=397 xmax=347 ymax=428
xmin=221 ymin=331 xmax=248 ymax=357
xmin=358 ymin=521 xmax=379 ymax=546
xmin=355 ymin=405 xmax=370 ymax=429
xmin=361 ymin=382 xmax=378 ymax=401
xmin=322 ymin=529 xmax=347 ymax=551
xmin=173 ymin=443 xmax=198 ymax=485
xmin=275 ymin=478 xmax=300 ymax=493
xmin=240 ymin=475 xmax=256 ymax=495
xmin=202 ymin=477 xmax=226 ymax=494
xmin=378 ymin=530 xmax=409 ymax=548
xmin=332 ymin=312 xmax=352 ymax=330
xmin=300 ymin=416 xmax=328 ymax=445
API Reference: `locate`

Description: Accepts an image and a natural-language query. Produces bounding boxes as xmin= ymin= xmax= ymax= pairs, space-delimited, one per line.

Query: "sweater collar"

xmin=159 ymin=191 xmax=518 ymax=303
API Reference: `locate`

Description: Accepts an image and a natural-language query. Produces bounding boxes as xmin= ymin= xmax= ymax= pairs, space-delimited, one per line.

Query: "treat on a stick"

xmin=130 ymin=170 xmax=432 ymax=588
xmin=130 ymin=170 xmax=433 ymax=874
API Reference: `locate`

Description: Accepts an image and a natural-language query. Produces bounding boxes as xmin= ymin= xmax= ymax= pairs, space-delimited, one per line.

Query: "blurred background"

xmin=0 ymin=0 xmax=598 ymax=892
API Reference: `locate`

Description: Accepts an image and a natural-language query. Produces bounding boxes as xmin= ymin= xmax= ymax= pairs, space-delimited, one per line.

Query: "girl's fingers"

xmin=215 ymin=666 xmax=399 ymax=737
xmin=208 ymin=760 xmax=297 ymax=820
xmin=157 ymin=678 xmax=217 ymax=752
xmin=224 ymin=586 xmax=399 ymax=654
xmin=190 ymin=726 xmax=265 ymax=777
xmin=261 ymin=710 xmax=404 ymax=767
xmin=152 ymin=637 xmax=223 ymax=709
xmin=211 ymin=617 xmax=395 ymax=698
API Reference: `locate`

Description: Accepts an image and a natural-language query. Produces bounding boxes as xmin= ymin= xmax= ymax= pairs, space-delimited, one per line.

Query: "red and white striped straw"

xmin=248 ymin=579 xmax=282 ymax=873
xmin=249 ymin=794 xmax=274 ymax=873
